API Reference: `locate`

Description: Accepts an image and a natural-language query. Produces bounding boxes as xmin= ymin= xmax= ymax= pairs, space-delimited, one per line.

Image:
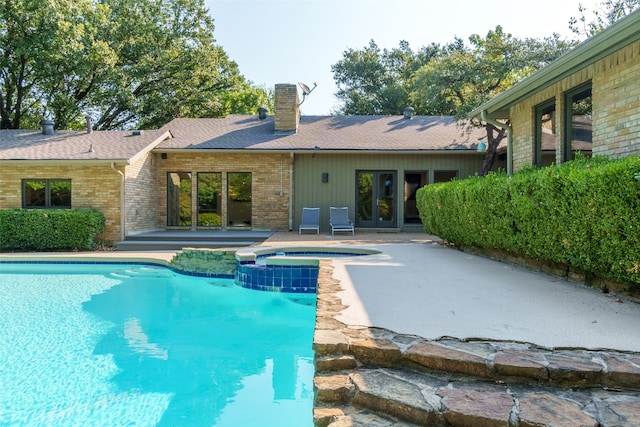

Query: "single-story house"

xmin=470 ymin=8 xmax=640 ymax=172
xmin=1 ymin=84 xmax=495 ymax=242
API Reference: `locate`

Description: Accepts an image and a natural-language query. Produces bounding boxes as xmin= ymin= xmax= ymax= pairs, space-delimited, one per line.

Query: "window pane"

xmin=24 ymin=180 xmax=46 ymax=207
xmin=167 ymin=172 xmax=192 ymax=226
xmin=227 ymin=172 xmax=251 ymax=227
xmin=535 ymin=101 xmax=556 ymax=166
xmin=197 ymin=173 xmax=222 ymax=227
xmin=357 ymin=172 xmax=373 ymax=222
xmin=566 ymin=86 xmax=592 ymax=161
xmin=50 ymin=180 xmax=71 ymax=208
xmin=404 ymin=172 xmax=427 ymax=223
xmin=378 ymin=173 xmax=394 ymax=222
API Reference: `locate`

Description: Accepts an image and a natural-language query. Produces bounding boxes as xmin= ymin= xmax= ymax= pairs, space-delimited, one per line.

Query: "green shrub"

xmin=0 ymin=209 xmax=106 ymax=251
xmin=417 ymin=156 xmax=640 ymax=287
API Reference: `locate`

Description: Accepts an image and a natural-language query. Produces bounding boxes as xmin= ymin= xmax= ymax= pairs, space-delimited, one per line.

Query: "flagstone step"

xmin=314 ymin=367 xmax=640 ymax=427
xmin=314 ymin=328 xmax=640 ymax=390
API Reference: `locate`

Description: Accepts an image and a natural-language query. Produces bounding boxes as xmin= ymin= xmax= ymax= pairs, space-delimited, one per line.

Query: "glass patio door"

xmin=227 ymin=172 xmax=252 ymax=227
xmin=356 ymin=171 xmax=396 ymax=228
xmin=167 ymin=172 xmax=192 ymax=226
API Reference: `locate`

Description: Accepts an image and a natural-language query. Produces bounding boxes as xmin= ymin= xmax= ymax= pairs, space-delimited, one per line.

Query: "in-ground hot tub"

xmin=235 ymin=246 xmax=380 ymax=293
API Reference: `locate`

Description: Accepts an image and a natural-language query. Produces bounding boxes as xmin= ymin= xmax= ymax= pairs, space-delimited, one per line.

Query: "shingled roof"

xmin=0 ymin=129 xmax=170 ymax=162
xmin=1 ymin=114 xmax=487 ymax=162
xmin=158 ymin=115 xmax=486 ymax=152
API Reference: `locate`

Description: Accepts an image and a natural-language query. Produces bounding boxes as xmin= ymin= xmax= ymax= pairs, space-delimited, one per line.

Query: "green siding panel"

xmin=293 ymin=153 xmax=492 ymax=231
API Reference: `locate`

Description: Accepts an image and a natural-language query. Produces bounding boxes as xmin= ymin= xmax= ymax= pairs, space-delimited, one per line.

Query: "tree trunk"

xmin=480 ymin=123 xmax=507 ymax=176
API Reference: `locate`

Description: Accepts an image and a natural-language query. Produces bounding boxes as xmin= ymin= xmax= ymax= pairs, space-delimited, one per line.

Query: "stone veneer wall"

xmin=0 ymin=164 xmax=123 ymax=242
xmin=509 ymin=40 xmax=640 ymax=172
xmin=156 ymin=152 xmax=291 ymax=230
xmin=170 ymin=248 xmax=237 ymax=277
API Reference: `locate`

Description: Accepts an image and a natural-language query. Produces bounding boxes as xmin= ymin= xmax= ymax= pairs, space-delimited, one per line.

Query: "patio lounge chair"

xmin=299 ymin=207 xmax=320 ymax=234
xmin=329 ymin=207 xmax=354 ymax=236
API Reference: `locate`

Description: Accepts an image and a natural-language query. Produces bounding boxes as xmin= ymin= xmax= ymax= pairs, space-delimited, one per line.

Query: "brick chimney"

xmin=274 ymin=83 xmax=299 ymax=133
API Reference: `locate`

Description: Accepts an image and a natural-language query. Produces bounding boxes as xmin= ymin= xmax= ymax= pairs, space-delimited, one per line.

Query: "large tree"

xmin=412 ymin=27 xmax=575 ymax=174
xmin=0 ymin=0 xmax=267 ymax=130
xmin=331 ymin=40 xmax=439 ymax=115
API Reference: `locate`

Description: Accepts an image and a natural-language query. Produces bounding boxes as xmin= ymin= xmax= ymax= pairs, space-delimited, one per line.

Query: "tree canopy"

xmin=0 ymin=0 xmax=268 ymax=130
xmin=332 ymin=28 xmax=575 ymax=119
xmin=569 ymin=0 xmax=640 ymax=38
xmin=332 ymin=28 xmax=575 ymax=174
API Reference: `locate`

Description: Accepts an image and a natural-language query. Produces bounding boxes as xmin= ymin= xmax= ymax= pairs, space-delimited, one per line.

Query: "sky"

xmin=206 ymin=0 xmax=603 ymax=115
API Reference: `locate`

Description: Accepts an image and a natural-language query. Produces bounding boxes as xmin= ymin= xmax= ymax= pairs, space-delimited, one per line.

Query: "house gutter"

xmin=110 ymin=162 xmax=126 ymax=241
xmin=481 ymin=111 xmax=513 ymax=175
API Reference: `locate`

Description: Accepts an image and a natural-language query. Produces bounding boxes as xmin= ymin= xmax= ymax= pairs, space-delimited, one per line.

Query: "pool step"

xmin=109 ymin=266 xmax=175 ymax=279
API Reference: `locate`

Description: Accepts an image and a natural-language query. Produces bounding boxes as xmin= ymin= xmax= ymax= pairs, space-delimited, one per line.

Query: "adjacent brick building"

xmin=471 ymin=9 xmax=640 ymax=172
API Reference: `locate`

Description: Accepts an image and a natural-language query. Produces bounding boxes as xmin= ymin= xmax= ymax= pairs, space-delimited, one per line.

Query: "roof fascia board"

xmin=0 ymin=160 xmax=130 ymax=166
xmin=155 ymin=148 xmax=481 ymax=155
xmin=470 ymin=9 xmax=640 ymax=119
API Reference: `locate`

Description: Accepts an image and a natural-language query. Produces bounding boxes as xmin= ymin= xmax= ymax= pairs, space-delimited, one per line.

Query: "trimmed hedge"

xmin=417 ymin=156 xmax=640 ymax=288
xmin=0 ymin=209 xmax=106 ymax=251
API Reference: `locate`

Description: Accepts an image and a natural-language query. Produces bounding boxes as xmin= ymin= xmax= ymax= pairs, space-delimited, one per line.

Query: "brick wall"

xmin=508 ymin=40 xmax=640 ymax=172
xmin=274 ymin=83 xmax=299 ymax=132
xmin=592 ymin=41 xmax=640 ymax=158
xmin=0 ymin=164 xmax=123 ymax=242
xmin=124 ymin=152 xmax=158 ymax=234
xmin=156 ymin=152 xmax=292 ymax=230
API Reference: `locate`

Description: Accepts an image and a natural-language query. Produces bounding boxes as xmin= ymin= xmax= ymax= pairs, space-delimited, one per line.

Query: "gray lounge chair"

xmin=329 ymin=207 xmax=354 ymax=235
xmin=299 ymin=207 xmax=320 ymax=234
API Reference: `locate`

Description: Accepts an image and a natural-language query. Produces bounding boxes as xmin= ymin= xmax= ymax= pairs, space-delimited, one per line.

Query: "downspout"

xmin=481 ymin=110 xmax=513 ymax=175
xmin=288 ymin=152 xmax=294 ymax=231
xmin=280 ymin=154 xmax=284 ymax=196
xmin=111 ymin=162 xmax=126 ymax=241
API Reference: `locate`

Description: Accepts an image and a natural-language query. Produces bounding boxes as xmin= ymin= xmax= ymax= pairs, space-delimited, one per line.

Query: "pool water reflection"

xmin=0 ymin=263 xmax=315 ymax=427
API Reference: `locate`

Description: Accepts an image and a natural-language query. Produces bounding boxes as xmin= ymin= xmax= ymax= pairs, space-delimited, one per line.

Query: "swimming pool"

xmin=0 ymin=263 xmax=315 ymax=427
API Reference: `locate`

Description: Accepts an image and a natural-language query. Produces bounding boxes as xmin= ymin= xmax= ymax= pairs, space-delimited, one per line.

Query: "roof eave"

xmin=470 ymin=9 xmax=640 ymax=120
xmin=154 ymin=148 xmax=481 ymax=154
xmin=0 ymin=159 xmax=131 ymax=166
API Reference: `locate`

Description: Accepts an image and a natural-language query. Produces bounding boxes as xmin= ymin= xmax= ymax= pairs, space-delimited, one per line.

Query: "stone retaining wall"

xmin=170 ymin=248 xmax=237 ymax=277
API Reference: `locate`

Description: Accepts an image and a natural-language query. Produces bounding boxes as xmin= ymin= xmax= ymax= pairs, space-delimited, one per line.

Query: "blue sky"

xmin=206 ymin=0 xmax=601 ymax=115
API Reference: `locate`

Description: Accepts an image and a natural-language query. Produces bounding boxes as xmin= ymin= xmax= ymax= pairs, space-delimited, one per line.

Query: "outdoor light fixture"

xmin=322 ymin=173 xmax=329 ymax=183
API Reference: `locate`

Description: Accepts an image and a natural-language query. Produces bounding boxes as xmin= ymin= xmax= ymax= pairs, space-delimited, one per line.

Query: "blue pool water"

xmin=0 ymin=263 xmax=316 ymax=427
